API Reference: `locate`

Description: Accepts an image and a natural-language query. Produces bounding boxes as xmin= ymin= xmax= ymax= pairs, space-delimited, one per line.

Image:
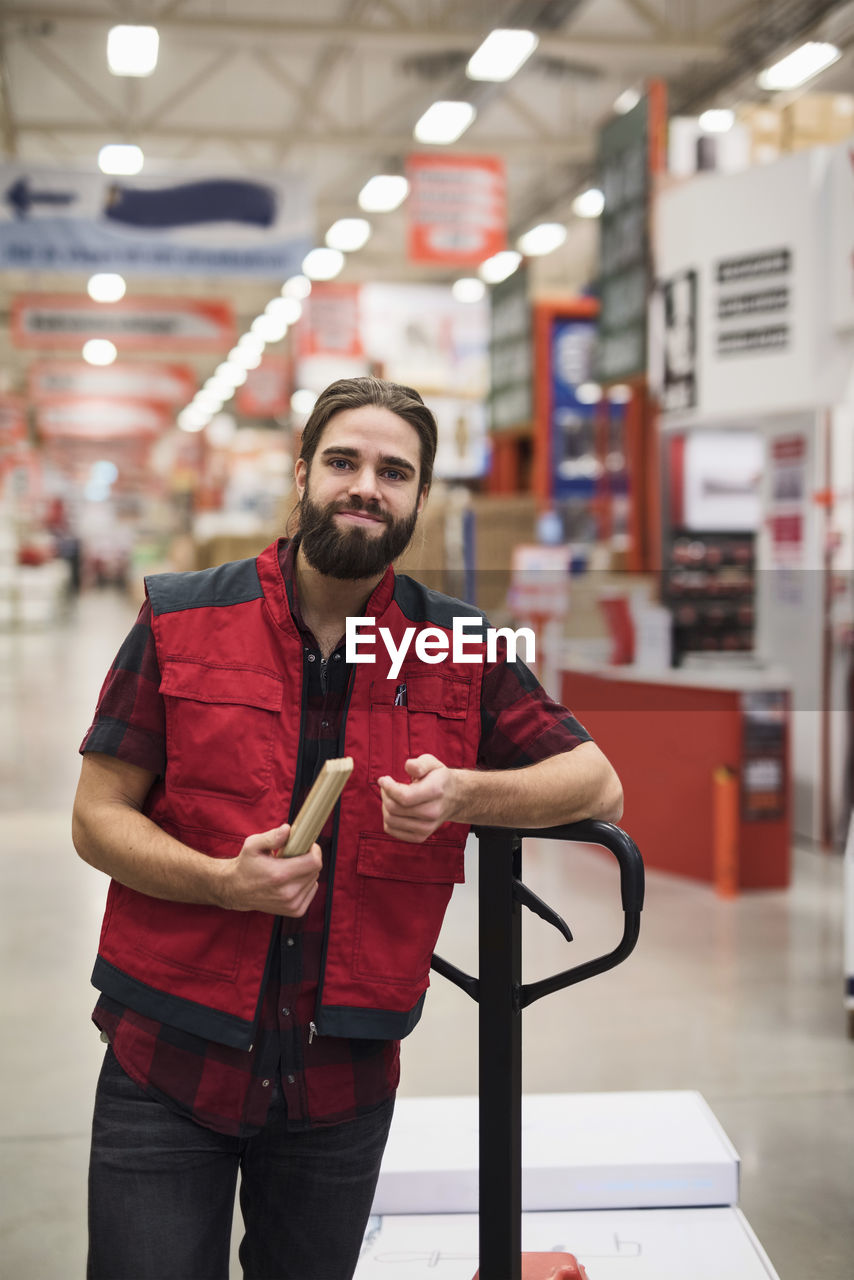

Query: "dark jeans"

xmin=88 ymin=1047 xmax=394 ymax=1280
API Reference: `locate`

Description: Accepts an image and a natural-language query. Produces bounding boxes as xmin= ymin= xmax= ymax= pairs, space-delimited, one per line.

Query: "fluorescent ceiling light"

xmin=572 ymin=187 xmax=605 ymax=218
xmin=251 ymin=314 xmax=288 ymax=343
xmin=291 ymin=389 xmax=318 ymax=416
xmin=467 ymin=29 xmax=538 ymax=82
xmin=699 ymin=108 xmax=735 ymax=133
xmin=107 ymin=25 xmax=160 ymax=77
xmin=237 ymin=332 xmax=266 ymax=355
xmin=452 ymin=277 xmax=486 ymax=303
xmin=98 ymin=143 xmax=144 ymax=175
xmin=757 ymin=41 xmax=840 ymax=91
xmin=517 ymin=222 xmax=567 ymax=257
xmin=87 ymin=273 xmax=126 ymax=303
xmin=205 ymin=378 xmax=234 ymax=402
xmin=266 ymin=296 xmax=302 ymax=325
xmin=195 ymin=390 xmax=224 ymax=414
xmin=282 ymin=275 xmax=312 ymax=299
xmin=177 ymin=407 xmax=208 ymax=433
xmin=229 ymin=343 xmax=263 ymax=370
xmin=82 ymin=339 xmax=117 ymax=367
xmin=326 ymin=218 xmax=372 ymax=252
xmin=215 ymin=362 xmax=248 ymax=388
xmin=358 ymin=174 xmax=409 ymax=212
xmin=576 ymin=382 xmax=603 ymax=404
xmin=614 ymin=87 xmax=641 ymax=115
xmin=302 ymin=247 xmax=345 ymax=280
xmin=478 ymin=250 xmax=522 ymax=284
xmin=414 ymin=101 xmax=476 ymax=145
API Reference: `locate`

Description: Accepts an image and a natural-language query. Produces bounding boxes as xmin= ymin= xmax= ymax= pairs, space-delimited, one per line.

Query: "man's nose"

xmin=348 ymin=466 xmax=382 ymax=503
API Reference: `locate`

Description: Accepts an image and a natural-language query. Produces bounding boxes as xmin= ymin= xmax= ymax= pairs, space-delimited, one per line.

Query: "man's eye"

xmin=330 ymin=458 xmax=352 ymax=469
xmin=383 ymin=469 xmax=404 ymax=481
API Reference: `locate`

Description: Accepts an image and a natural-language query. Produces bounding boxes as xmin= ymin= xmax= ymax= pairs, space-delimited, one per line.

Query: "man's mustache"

xmin=332 ymin=498 xmax=388 ymax=522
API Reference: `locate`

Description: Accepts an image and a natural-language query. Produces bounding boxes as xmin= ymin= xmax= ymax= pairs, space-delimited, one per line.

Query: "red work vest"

xmin=92 ymin=539 xmax=485 ymax=1049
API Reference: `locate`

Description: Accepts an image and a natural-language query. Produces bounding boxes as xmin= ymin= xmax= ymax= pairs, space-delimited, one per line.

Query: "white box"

xmin=373 ymin=1092 xmax=739 ymax=1214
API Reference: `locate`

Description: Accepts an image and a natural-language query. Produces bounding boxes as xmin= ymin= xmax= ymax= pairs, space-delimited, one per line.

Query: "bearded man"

xmin=72 ymin=376 xmax=621 ymax=1280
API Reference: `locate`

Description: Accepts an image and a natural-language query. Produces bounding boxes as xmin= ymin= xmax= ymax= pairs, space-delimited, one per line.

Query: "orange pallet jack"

xmin=431 ymin=820 xmax=645 ymax=1280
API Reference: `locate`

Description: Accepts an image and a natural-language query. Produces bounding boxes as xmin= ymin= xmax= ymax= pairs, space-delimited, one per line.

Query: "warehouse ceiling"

xmin=1 ymin=0 xmax=854 ymax=396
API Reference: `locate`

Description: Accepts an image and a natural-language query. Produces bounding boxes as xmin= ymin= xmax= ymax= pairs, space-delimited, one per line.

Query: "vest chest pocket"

xmin=367 ymin=673 xmax=472 ymax=785
xmin=160 ymin=659 xmax=283 ymax=803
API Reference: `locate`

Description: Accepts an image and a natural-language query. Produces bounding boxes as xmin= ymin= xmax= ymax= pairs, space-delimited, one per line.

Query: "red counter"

xmin=561 ymin=665 xmax=791 ymax=890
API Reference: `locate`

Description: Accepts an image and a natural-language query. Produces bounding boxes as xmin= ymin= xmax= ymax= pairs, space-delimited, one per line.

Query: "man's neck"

xmin=294 ymin=543 xmax=387 ymax=644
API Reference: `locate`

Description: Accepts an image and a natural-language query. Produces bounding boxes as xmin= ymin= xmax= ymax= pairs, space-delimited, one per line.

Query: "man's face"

xmin=294 ymin=405 xmax=427 ymax=580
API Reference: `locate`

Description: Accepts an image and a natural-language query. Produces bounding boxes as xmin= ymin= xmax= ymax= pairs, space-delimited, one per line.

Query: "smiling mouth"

xmin=334 ymin=509 xmax=386 ymax=525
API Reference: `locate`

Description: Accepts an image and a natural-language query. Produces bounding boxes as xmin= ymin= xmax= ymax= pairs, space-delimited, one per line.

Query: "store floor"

xmin=2 ymin=588 xmax=852 ymax=1280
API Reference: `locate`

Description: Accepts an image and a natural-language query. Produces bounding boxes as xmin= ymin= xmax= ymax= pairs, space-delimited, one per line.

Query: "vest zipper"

xmin=313 ymin=663 xmax=356 ymax=1038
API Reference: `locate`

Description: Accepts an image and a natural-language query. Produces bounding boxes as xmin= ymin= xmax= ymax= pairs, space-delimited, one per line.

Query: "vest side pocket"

xmin=352 ymin=833 xmax=464 ymax=986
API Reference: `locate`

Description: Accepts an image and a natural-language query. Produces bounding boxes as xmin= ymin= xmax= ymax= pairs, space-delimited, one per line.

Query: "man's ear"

xmin=294 ymin=457 xmax=307 ymax=500
xmin=416 ymin=484 xmax=429 ymax=516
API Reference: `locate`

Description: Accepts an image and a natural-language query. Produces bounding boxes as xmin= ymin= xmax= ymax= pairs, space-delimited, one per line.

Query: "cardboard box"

xmin=782 ymin=93 xmax=854 ymax=149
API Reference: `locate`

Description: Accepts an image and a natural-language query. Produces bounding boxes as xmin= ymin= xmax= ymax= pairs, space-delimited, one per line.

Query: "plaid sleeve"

xmin=79 ymin=598 xmax=166 ymax=775
xmin=477 ymin=635 xmax=592 ymax=771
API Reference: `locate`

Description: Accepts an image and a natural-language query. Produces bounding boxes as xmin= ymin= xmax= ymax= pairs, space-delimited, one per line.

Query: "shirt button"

xmin=286 ymin=937 xmax=295 ymax=948
xmin=307 ymin=653 xmax=316 ymax=663
xmin=262 ymin=1079 xmax=270 ymax=1088
xmin=321 ymin=720 xmax=329 ymax=729
xmin=282 ymin=1007 xmax=290 ymax=1017
xmin=287 ymin=1074 xmax=296 ymax=1085
xmin=333 ymin=653 xmax=341 ymax=660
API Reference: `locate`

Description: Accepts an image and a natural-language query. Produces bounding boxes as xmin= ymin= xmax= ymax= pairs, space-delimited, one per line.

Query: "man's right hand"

xmin=217 ymin=823 xmax=322 ymax=917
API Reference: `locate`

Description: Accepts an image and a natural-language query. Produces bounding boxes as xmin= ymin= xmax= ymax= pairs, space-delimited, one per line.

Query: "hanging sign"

xmin=299 ymin=283 xmax=363 ymax=358
xmin=406 ymin=154 xmax=505 ymax=265
xmin=28 ymin=360 xmax=196 ymax=405
xmin=12 ymin=294 xmax=236 ymax=350
xmin=36 ymin=399 xmax=170 ymax=439
xmin=235 ymin=356 xmax=292 ymax=418
xmin=0 ymin=165 xmax=313 ymax=278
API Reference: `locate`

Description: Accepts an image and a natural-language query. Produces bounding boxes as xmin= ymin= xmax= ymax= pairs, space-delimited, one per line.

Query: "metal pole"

xmin=477 ymin=827 xmax=522 ymax=1280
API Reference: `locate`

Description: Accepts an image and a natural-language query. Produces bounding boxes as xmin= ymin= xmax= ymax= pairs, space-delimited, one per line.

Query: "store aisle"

xmin=1 ymin=590 xmax=852 ymax=1279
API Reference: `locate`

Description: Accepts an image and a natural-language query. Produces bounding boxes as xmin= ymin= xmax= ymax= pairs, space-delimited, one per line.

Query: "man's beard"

xmin=298 ymin=491 xmax=419 ymax=579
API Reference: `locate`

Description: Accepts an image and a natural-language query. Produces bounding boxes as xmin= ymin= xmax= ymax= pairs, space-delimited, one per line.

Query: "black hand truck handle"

xmin=431 ymin=820 xmax=645 ymax=1006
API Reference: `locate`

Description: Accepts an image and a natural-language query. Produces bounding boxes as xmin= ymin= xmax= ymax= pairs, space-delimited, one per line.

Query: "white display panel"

xmin=373 ymin=1092 xmax=739 ymax=1215
xmin=355 ymin=1208 xmax=780 ymax=1279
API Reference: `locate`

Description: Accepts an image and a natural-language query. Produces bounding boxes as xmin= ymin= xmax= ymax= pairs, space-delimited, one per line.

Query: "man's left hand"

xmin=378 ymin=755 xmax=461 ymax=842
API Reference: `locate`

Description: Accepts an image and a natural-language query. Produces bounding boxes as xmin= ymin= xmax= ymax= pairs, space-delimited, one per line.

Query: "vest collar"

xmin=256 ymin=538 xmax=396 ymax=636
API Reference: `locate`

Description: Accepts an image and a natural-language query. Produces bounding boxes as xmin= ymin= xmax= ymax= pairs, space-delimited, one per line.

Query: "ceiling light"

xmin=614 ymin=87 xmax=641 ymax=115
xmin=452 ymin=277 xmax=486 ymax=303
xmin=215 ymin=362 xmax=248 ymax=388
xmin=326 ymin=218 xmax=372 ymax=252
xmin=229 ymin=343 xmax=264 ymax=370
xmin=699 ymin=108 xmax=735 ymax=133
xmin=251 ymin=314 xmax=288 ymax=343
xmin=206 ymin=372 xmax=235 ymax=394
xmin=414 ymin=101 xmax=476 ymax=145
xmin=478 ymin=250 xmax=522 ymax=284
xmin=107 ymin=25 xmax=160 ymax=77
xmin=82 ymin=339 xmax=117 ymax=367
xmin=302 ymin=247 xmax=345 ymax=280
xmin=87 ymin=273 xmax=126 ymax=303
xmin=572 ymin=188 xmax=605 ymax=219
xmin=358 ymin=174 xmax=409 ymax=212
xmin=576 ymin=382 xmax=603 ymax=404
xmin=466 ymin=29 xmax=538 ymax=82
xmin=282 ymin=275 xmax=312 ymax=299
xmin=195 ymin=390 xmax=224 ymax=414
xmin=98 ymin=143 xmax=144 ymax=175
xmin=177 ymin=407 xmax=209 ymax=433
xmin=237 ymin=332 xmax=266 ymax=354
xmin=517 ymin=222 xmax=567 ymax=257
xmin=266 ymin=296 xmax=302 ymax=325
xmin=291 ymin=389 xmax=318 ymax=416
xmin=206 ymin=414 xmax=237 ymax=448
xmin=757 ymin=41 xmax=840 ymax=91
